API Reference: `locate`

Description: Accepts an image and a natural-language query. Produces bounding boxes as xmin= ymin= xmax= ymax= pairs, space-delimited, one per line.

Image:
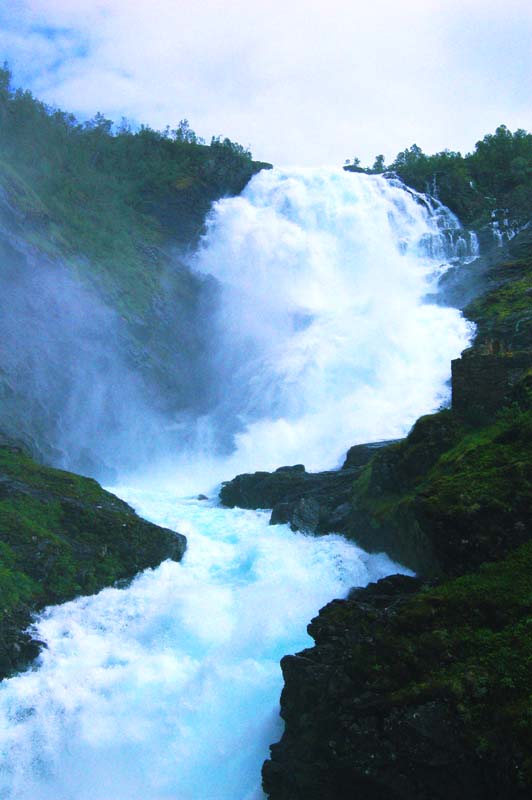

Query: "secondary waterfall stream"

xmin=0 ymin=169 xmax=474 ymax=798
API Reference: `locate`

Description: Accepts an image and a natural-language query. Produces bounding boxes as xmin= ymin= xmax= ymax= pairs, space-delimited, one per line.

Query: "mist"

xmin=187 ymin=169 xmax=474 ymax=478
xmin=0 ymin=167 xmax=480 ymax=798
xmin=0 ymin=200 xmax=222 ymax=479
xmin=1 ymin=169 xmax=475 ymax=489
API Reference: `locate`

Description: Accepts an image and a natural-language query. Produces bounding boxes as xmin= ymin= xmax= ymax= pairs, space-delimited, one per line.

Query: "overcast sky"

xmin=1 ymin=0 xmax=531 ymax=166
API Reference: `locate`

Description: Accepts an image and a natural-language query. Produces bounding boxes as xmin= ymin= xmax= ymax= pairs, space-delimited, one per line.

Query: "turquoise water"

xmin=0 ymin=491 xmax=409 ymax=799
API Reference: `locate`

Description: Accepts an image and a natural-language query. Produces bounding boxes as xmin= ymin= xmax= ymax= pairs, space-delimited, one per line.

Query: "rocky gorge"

xmin=1 ymin=66 xmax=532 ymax=799
xmin=221 ymin=228 xmax=532 ymax=798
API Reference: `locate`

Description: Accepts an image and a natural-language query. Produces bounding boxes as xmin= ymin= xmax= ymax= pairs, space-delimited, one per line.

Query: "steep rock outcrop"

xmin=221 ymin=463 xmax=363 ymax=534
xmin=219 ymin=444 xmax=398 ymax=535
xmin=262 ymin=233 xmax=532 ymax=798
xmin=263 ymin=551 xmax=532 ymax=800
xmin=451 ymin=350 xmax=532 ymax=421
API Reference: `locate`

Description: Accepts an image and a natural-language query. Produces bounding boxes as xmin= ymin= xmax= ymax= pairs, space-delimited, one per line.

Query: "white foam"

xmin=0 ymin=492 xmax=410 ymax=799
xmin=176 ymin=169 xmax=472 ymax=478
xmin=0 ymin=168 xmax=473 ymax=797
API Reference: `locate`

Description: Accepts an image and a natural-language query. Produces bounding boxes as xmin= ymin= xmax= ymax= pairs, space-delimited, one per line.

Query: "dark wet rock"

xmin=220 ymin=462 xmax=365 ymax=534
xmin=436 ymin=243 xmax=514 ymax=310
xmin=342 ymin=439 xmax=402 ymax=470
xmin=348 ymin=403 xmax=532 ymax=577
xmin=270 ymin=497 xmax=321 ymax=534
xmin=263 ymin=563 xmax=532 ymax=800
xmin=220 ymin=468 xmax=309 ymax=510
xmin=452 ymin=350 xmax=532 ymax=422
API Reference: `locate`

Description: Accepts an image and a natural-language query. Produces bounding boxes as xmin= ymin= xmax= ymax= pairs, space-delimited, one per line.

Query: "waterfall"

xmin=0 ymin=169 xmax=474 ymax=798
xmin=0 ymin=168 xmax=473 ymax=482
xmin=167 ymin=168 xmax=473 ymax=483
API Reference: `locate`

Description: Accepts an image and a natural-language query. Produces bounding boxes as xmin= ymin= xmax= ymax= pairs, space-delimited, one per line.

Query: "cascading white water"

xmin=0 ymin=169 xmax=474 ymax=798
xmin=170 ymin=168 xmax=473 ymax=484
xmin=0 ymin=493 xmax=409 ymax=800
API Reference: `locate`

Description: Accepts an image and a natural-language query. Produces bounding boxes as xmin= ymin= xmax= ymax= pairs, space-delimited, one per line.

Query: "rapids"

xmin=0 ymin=492 xmax=411 ymax=799
xmin=0 ymin=169 xmax=476 ymax=797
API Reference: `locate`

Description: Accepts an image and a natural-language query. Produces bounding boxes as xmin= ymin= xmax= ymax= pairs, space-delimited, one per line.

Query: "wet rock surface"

xmin=262 ymin=568 xmax=532 ymax=800
xmin=220 ymin=442 xmax=397 ymax=535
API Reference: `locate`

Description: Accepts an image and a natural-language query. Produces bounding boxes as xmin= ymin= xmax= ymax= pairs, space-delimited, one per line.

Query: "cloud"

xmin=1 ymin=0 xmax=531 ymax=165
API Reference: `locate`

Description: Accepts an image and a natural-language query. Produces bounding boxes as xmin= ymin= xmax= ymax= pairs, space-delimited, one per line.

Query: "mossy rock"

xmin=348 ymin=407 xmax=532 ymax=577
xmin=0 ymin=443 xmax=186 ymax=678
xmin=264 ymin=553 xmax=532 ymax=799
xmin=465 ymin=254 xmax=532 ymax=353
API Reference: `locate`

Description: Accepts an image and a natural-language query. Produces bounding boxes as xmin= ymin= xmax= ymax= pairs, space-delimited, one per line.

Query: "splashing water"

xmin=173 ymin=168 xmax=473 ymax=480
xmin=0 ymin=492 xmax=411 ymax=799
xmin=0 ymin=168 xmax=474 ymax=481
xmin=0 ymin=169 xmax=473 ymax=797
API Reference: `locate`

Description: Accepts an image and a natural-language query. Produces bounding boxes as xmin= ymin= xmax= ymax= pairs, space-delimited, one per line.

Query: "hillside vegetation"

xmin=0 ymin=64 xmax=269 ymax=316
xmin=0 ymin=65 xmax=270 ymax=469
xmin=0 ymin=437 xmax=186 ymax=679
xmin=346 ymin=125 xmax=532 ymax=229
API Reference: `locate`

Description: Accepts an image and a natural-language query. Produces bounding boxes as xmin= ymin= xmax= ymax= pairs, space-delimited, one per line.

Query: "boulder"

xmin=220 ymin=461 xmax=366 ymax=534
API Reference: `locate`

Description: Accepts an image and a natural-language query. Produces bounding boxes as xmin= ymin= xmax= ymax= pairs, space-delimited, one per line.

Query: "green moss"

xmin=315 ymin=545 xmax=532 ymax=786
xmin=349 ymin=406 xmax=531 ymax=576
xmin=0 ymin=541 xmax=38 ymax=613
xmin=0 ymin=447 xmax=109 ymax=503
xmin=467 ymin=258 xmax=532 ymax=315
xmin=0 ymin=445 xmax=185 ymax=676
xmin=376 ymin=544 xmax=532 ymax=783
xmin=462 ymin=249 xmax=532 ymax=353
xmin=418 ymin=407 xmax=531 ymax=558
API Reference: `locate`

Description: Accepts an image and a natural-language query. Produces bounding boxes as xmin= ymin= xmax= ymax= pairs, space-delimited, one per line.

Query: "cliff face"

xmin=262 ymin=557 xmax=532 ymax=800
